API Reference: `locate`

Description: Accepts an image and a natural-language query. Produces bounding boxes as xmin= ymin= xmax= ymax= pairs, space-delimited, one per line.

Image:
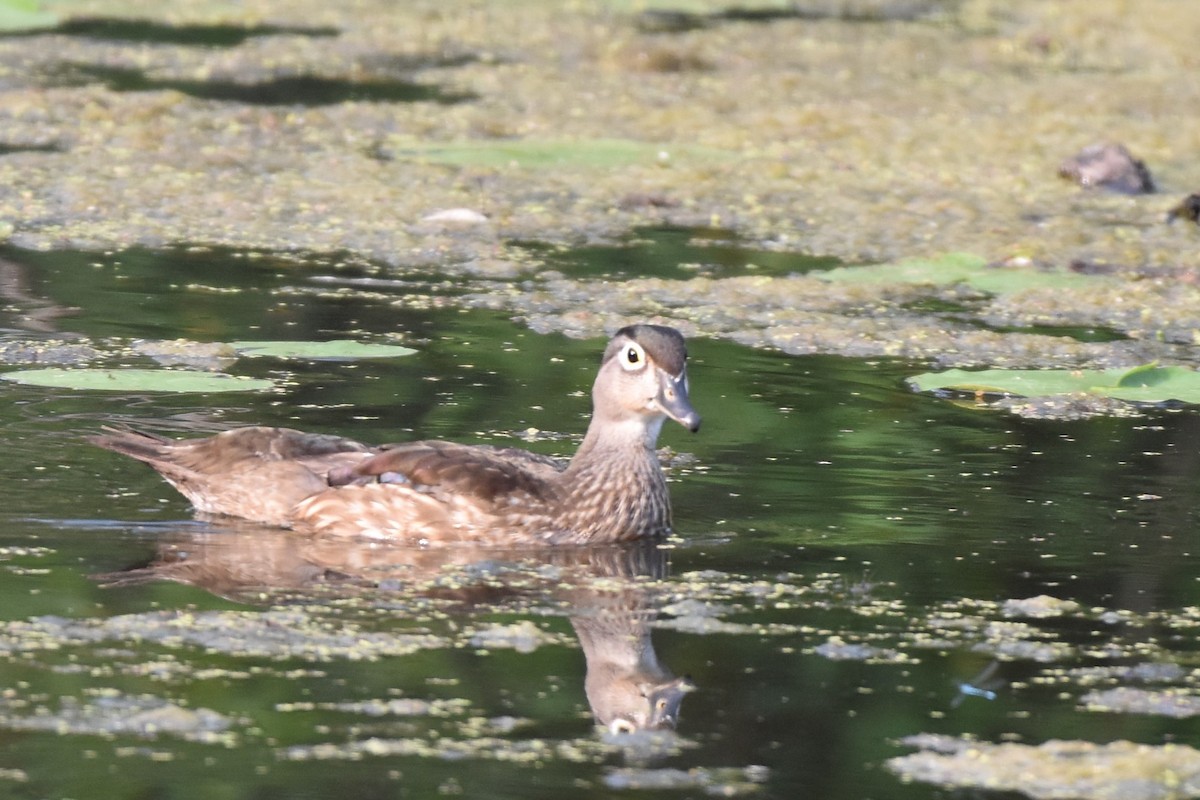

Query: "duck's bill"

xmin=647 ymin=676 xmax=697 ymax=729
xmin=657 ymin=371 xmax=701 ymax=432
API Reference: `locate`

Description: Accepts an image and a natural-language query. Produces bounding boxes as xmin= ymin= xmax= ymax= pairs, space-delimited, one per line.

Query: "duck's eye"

xmin=620 ymin=342 xmax=646 ymax=371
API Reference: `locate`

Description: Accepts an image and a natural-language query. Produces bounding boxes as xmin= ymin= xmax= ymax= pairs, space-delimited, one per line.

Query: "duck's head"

xmin=593 ymin=324 xmax=701 ymax=435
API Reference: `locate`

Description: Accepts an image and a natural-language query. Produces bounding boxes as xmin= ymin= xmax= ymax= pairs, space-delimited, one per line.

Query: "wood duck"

xmin=91 ymin=324 xmax=701 ymax=546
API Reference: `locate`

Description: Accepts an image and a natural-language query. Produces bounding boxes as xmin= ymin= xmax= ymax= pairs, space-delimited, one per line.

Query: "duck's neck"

xmin=552 ymin=415 xmax=671 ymax=544
xmin=572 ymin=413 xmax=664 ymax=463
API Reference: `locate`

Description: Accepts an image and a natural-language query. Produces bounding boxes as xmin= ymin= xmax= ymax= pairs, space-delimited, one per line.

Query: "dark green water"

xmin=0 ymin=241 xmax=1197 ymax=799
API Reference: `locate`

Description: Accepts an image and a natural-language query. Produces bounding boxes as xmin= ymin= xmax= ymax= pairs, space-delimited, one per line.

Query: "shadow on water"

xmin=45 ymin=63 xmax=473 ymax=106
xmin=60 ymin=18 xmax=338 ymax=45
xmin=5 ymin=17 xmax=341 ymax=45
xmin=0 ymin=239 xmax=1199 ymax=798
xmin=516 ymin=225 xmax=838 ymax=281
xmin=0 ymin=141 xmax=62 ymax=156
xmin=635 ymin=0 xmax=945 ymax=31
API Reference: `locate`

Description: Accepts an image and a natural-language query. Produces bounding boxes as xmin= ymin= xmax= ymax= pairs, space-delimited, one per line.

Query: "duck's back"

xmin=294 ymin=440 xmax=569 ymax=544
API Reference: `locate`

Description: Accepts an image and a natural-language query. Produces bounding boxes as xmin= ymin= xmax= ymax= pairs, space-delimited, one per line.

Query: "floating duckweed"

xmin=0 ymin=692 xmax=234 ymax=744
xmin=0 ymin=546 xmax=54 ymax=558
xmin=604 ymin=765 xmax=770 ymax=794
xmin=653 ymin=615 xmax=801 ymax=636
xmin=1002 ymin=595 xmax=1082 ymax=619
xmin=889 ymin=737 xmax=1200 ymax=799
xmin=466 ymin=621 xmax=567 ymax=653
xmin=814 ymin=638 xmax=912 ymax=664
xmin=1065 ymin=663 xmax=1189 ymax=686
xmin=0 ymin=610 xmax=447 ymax=661
xmin=0 ymin=339 xmax=99 ymax=367
xmin=282 ymin=734 xmax=600 ymax=763
xmin=276 ymin=698 xmax=470 ymax=717
xmin=1082 ymin=688 xmax=1200 ymax=719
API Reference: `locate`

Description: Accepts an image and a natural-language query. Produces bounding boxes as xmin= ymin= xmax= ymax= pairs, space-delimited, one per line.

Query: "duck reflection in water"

xmin=97 ymin=525 xmax=695 ymax=735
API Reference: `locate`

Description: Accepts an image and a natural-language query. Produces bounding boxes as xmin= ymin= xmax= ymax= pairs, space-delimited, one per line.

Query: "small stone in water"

xmin=420 ymin=208 xmax=489 ymax=224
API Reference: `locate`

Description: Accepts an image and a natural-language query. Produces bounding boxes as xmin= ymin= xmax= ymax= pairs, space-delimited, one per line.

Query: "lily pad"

xmin=604 ymin=0 xmax=793 ymax=11
xmin=819 ymin=253 xmax=1105 ymax=294
xmin=384 ymin=137 xmax=727 ymax=169
xmin=0 ymin=368 xmax=274 ymax=393
xmin=229 ymin=340 xmax=416 ymax=360
xmin=0 ymin=0 xmax=56 ymax=31
xmin=908 ymin=364 xmax=1200 ymax=404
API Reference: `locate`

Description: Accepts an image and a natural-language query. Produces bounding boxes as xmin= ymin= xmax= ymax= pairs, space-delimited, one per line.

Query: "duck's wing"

xmin=90 ymin=426 xmax=373 ymax=524
xmin=330 ymin=440 xmax=566 ymax=502
xmin=293 ymin=441 xmax=569 ymax=543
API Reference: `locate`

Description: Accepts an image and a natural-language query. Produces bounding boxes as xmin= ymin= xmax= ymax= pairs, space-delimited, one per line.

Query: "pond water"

xmin=1 ymin=238 xmax=1198 ymax=799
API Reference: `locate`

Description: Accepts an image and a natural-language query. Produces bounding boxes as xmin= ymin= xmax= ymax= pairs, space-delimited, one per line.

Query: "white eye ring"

xmin=609 ymin=718 xmax=637 ymax=735
xmin=619 ymin=342 xmax=646 ymax=372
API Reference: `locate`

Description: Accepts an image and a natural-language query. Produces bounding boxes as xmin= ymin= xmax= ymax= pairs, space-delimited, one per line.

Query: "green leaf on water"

xmin=385 ymin=137 xmax=729 ymax=169
xmin=229 ymin=340 xmax=416 ymax=360
xmin=1 ymin=368 xmax=274 ymax=392
xmin=820 ymin=253 xmax=986 ymax=285
xmin=0 ymin=0 xmax=56 ymax=30
xmin=909 ymin=368 xmax=1098 ymax=397
xmin=602 ymin=0 xmax=795 ymax=12
xmin=819 ymin=252 xmax=1107 ymax=294
xmin=1113 ymin=362 xmax=1170 ymax=388
xmin=1105 ymin=366 xmax=1200 ymax=402
xmin=909 ymin=364 xmax=1200 ymax=405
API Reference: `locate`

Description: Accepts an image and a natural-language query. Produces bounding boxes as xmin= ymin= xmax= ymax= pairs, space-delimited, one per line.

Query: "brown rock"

xmin=1058 ymin=142 xmax=1155 ymax=194
xmin=1167 ymin=193 xmax=1200 ymax=223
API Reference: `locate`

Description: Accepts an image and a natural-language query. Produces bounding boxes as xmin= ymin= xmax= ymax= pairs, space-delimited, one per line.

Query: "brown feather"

xmin=346 ymin=441 xmax=563 ymax=501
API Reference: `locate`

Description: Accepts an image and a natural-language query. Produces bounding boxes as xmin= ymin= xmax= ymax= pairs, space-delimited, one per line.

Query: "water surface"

xmin=0 ymin=244 xmax=1197 ymax=799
